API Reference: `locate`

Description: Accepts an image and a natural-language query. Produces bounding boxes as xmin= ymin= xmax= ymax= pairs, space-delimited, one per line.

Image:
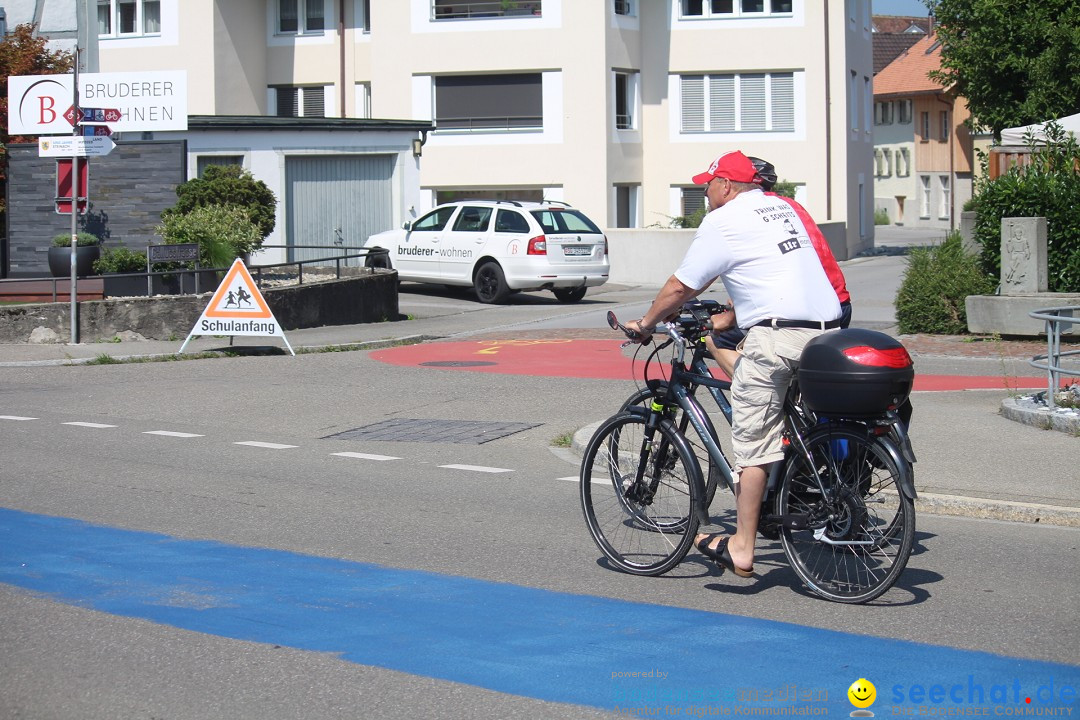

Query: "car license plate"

xmin=563 ymin=246 xmax=591 ymax=256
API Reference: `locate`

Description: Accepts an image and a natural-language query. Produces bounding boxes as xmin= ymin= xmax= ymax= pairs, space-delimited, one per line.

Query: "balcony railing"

xmin=435 ymin=115 xmax=543 ymax=131
xmin=432 ymin=1 xmax=542 ymax=20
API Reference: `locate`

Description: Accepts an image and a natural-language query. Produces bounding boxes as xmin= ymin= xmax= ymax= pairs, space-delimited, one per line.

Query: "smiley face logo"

xmin=848 ymin=678 xmax=877 ymax=709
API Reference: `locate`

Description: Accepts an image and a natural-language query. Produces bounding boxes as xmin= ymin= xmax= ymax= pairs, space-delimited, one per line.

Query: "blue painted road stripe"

xmin=2 ymin=508 xmax=1077 ymax=714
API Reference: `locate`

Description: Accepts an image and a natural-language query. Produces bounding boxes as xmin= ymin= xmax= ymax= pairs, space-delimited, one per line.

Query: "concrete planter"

xmin=102 ymin=270 xmax=219 ymax=298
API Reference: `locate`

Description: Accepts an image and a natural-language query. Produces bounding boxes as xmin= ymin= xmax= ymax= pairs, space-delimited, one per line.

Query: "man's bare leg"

xmin=704 ymin=335 xmax=738 ymax=378
xmin=696 ymin=464 xmax=764 ymax=572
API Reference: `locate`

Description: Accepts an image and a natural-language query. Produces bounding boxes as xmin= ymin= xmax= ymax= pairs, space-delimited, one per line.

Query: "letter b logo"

xmin=38 ymin=96 xmax=56 ymax=124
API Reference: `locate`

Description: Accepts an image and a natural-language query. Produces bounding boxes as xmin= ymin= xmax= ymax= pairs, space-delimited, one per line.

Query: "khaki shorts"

xmin=730 ymin=326 xmax=824 ymax=475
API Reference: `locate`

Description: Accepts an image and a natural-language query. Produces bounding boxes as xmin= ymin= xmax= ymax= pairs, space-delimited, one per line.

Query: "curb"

xmin=1000 ymin=397 xmax=1080 ymax=436
xmin=570 ymin=421 xmax=1080 ymax=528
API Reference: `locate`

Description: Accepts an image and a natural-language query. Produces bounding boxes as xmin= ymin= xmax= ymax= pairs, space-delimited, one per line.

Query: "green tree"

xmin=0 ymin=24 xmax=75 ymax=216
xmin=163 ymin=165 xmax=277 ymax=239
xmin=157 ymin=205 xmax=263 ymax=268
xmin=928 ymin=0 xmax=1080 ymax=139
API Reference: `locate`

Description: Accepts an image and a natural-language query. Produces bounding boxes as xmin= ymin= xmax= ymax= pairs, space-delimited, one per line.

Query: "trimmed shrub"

xmin=163 ymin=165 xmax=277 ymax=241
xmin=895 ymin=232 xmax=996 ymax=335
xmin=93 ymin=246 xmax=147 ymax=274
xmin=156 ymin=204 xmax=263 ymax=269
xmin=51 ymin=232 xmax=100 ymax=247
xmin=972 ymin=121 xmax=1080 ymax=292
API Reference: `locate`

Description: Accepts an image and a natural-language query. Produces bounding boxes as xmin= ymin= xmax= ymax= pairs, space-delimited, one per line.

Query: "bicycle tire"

xmin=580 ymin=412 xmax=702 ymax=576
xmin=619 ymin=385 xmax=724 ymax=509
xmin=776 ymin=425 xmax=915 ymax=604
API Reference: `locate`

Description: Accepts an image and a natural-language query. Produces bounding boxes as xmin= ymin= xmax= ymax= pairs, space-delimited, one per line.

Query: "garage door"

xmin=285 ymin=155 xmax=394 ymax=265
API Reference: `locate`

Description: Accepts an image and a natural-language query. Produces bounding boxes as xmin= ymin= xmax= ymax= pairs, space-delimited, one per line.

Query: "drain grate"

xmin=323 ymin=418 xmax=541 ymax=444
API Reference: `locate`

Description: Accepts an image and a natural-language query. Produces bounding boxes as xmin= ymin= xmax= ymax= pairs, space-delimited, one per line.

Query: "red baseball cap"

xmin=691 ymin=150 xmax=758 ymax=185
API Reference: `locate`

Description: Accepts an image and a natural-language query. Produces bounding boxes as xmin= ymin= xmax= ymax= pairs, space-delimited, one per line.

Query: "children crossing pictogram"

xmin=179 ymin=259 xmax=294 ymax=355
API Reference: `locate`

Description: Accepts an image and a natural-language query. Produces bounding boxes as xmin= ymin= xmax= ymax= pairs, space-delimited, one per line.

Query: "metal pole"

xmin=69 ymin=50 xmax=81 ymax=344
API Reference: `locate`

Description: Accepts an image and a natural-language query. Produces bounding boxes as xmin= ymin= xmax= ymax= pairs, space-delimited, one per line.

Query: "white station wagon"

xmin=362 ymin=200 xmax=609 ymax=303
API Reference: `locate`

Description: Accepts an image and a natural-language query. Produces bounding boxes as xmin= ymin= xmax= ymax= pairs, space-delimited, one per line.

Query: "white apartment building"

xmin=89 ymin=0 xmax=873 ymax=257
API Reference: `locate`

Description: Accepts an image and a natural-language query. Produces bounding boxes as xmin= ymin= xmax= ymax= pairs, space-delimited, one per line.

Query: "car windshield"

xmin=412 ymin=206 xmax=457 ymax=232
xmin=529 ymin=209 xmax=602 ymax=235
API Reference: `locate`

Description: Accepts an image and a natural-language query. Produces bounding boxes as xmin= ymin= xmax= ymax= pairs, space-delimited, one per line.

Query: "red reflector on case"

xmin=527 ymin=235 xmax=547 ymax=255
xmin=841 ymin=345 xmax=912 ymax=368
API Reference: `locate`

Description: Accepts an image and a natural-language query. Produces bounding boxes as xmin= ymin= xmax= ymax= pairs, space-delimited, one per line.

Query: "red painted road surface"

xmin=371 ymin=339 xmax=1044 ymax=391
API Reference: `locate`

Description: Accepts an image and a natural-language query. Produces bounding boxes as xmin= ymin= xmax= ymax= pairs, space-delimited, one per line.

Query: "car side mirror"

xmin=402 ymin=220 xmax=412 ymax=230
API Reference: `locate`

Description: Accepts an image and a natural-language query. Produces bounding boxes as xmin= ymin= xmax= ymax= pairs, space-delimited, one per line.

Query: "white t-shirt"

xmin=674 ymin=189 xmax=841 ymax=329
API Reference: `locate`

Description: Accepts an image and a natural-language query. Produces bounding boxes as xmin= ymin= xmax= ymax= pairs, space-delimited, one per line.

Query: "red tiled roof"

xmin=873 ymin=32 xmax=949 ymax=98
xmin=874 ymin=33 xmax=923 ymax=75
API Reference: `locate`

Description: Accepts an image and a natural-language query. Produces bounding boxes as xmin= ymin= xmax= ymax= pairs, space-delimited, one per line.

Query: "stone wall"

xmin=0 ymin=270 xmax=398 ymax=343
xmin=4 ymin=140 xmax=186 ymax=277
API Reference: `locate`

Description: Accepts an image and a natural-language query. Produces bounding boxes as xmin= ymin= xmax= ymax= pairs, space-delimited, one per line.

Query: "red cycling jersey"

xmin=767 ymin=192 xmax=851 ymax=304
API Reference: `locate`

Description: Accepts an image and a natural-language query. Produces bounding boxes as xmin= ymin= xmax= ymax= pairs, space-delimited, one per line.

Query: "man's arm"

xmin=625 ymin=275 xmax=705 ymax=340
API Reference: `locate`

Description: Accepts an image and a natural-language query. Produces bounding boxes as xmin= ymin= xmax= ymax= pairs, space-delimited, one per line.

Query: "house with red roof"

xmin=872 ymin=32 xmax=973 ymax=229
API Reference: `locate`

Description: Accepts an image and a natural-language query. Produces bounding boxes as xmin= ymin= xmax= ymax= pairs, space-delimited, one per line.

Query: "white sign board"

xmin=38 ymin=135 xmax=116 ymax=157
xmin=8 ymin=71 xmax=187 ymax=135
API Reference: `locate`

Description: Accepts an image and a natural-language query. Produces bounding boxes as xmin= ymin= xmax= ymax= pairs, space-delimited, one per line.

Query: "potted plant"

xmin=94 ymin=246 xmax=151 ymax=297
xmin=48 ymin=233 xmax=102 ymax=277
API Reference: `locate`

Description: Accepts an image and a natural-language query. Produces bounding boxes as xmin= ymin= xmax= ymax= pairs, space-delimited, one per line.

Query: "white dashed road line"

xmin=439 ymin=464 xmax=513 ymax=474
xmin=0 ymin=416 xmax=37 ymax=421
xmin=143 ymin=431 xmax=205 ymax=438
xmin=234 ymin=441 xmax=298 ymax=450
xmin=332 ymin=452 xmax=402 ymax=461
xmin=63 ymin=422 xmax=117 ymax=428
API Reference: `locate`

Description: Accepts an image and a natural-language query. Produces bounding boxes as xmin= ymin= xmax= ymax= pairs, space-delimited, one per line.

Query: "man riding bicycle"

xmin=705 ymin=156 xmax=852 ymax=379
xmin=624 ymin=150 xmax=841 ymax=578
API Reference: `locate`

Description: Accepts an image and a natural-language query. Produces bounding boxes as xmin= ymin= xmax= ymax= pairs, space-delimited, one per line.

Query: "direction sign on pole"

xmin=39 ymin=135 xmax=116 ymax=158
xmin=64 ymin=105 xmax=122 ymax=125
xmin=81 ymin=125 xmax=113 ymax=137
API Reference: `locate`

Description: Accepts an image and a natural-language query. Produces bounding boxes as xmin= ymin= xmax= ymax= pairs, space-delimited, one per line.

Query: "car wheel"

xmin=474 ymin=261 xmax=510 ymax=304
xmin=553 ymin=287 xmax=587 ymax=303
xmin=365 ymin=248 xmax=392 ymax=270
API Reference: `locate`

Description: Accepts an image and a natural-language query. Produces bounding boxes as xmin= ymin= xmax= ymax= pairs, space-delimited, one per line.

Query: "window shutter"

xmin=769 ymin=72 xmax=793 ymax=131
xmin=709 ymin=75 xmax=735 ymax=131
xmin=302 ymin=86 xmax=325 ymax=117
xmin=740 ymin=74 xmax=766 ymax=131
xmin=682 ymin=187 xmax=706 ymax=216
xmin=276 ymin=87 xmax=299 ymax=117
xmin=681 ymin=75 xmax=705 ymax=132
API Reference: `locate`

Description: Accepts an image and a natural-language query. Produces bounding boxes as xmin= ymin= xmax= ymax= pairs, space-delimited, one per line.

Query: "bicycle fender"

xmin=809 ymin=423 xmax=917 ymax=501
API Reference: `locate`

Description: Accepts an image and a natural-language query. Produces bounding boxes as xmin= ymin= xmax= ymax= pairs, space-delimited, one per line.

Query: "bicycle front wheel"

xmin=619 ymin=385 xmax=724 ymax=509
xmin=580 ymin=412 xmax=702 ymax=576
xmin=777 ymin=426 xmax=915 ymax=603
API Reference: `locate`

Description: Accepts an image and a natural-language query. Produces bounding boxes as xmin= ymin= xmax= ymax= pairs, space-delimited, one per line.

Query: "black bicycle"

xmin=579 ymin=303 xmax=917 ymax=603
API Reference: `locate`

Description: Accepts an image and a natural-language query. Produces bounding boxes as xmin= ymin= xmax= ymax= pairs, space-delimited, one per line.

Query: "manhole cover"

xmin=323 ymin=418 xmax=541 ymax=444
xmin=419 ymin=360 xmax=497 ymax=367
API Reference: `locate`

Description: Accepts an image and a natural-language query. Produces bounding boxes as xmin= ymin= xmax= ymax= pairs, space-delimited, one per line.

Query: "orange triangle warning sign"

xmin=179 ymin=258 xmax=294 ymax=355
xmin=204 ymin=259 xmax=273 ymax=318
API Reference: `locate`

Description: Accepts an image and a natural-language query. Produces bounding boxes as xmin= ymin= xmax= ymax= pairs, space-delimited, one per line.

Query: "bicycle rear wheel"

xmin=580 ymin=412 xmax=702 ymax=576
xmin=619 ymin=386 xmax=724 ymax=509
xmin=777 ymin=425 xmax=915 ymax=603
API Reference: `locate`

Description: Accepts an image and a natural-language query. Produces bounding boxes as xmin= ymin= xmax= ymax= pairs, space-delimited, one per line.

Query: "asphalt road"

xmin=2 ymin=276 xmax=1079 ymax=719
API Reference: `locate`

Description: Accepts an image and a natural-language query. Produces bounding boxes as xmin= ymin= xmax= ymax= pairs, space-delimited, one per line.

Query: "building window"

xmin=278 ymin=0 xmax=324 ymax=34
xmin=681 ymin=187 xmax=706 ymax=218
xmin=920 ymin=111 xmax=930 ymax=141
xmin=919 ymin=175 xmax=931 ymax=218
xmin=97 ymin=0 xmax=160 ymax=36
xmin=874 ymin=101 xmax=894 ymax=126
xmin=614 ymin=0 xmax=634 ymax=15
xmin=897 ymin=99 xmax=912 ymax=124
xmin=939 ymin=175 xmax=950 ymax=219
xmin=680 ymin=0 xmax=792 ymax=18
xmin=896 ymin=147 xmax=910 ymax=177
xmin=615 ymin=71 xmax=638 ymax=130
xmin=615 ymin=185 xmax=638 ymax=228
xmin=680 ymin=72 xmax=794 ymax=133
xmin=435 ymin=74 xmax=542 ymax=131
xmin=355 ymin=83 xmax=371 ymax=118
xmin=360 ymin=0 xmax=371 ymax=31
xmin=197 ymin=156 xmax=244 ymax=177
xmin=940 ymin=110 xmax=950 ymax=142
xmin=274 ymin=86 xmax=326 ymax=117
xmin=863 ymin=76 xmax=872 ymax=135
xmin=432 ymin=0 xmax=542 ymax=20
xmin=849 ymin=71 xmax=858 ymax=133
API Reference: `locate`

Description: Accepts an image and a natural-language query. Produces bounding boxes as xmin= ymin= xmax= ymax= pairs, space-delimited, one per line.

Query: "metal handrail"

xmin=0 ymin=246 xmax=388 ymax=300
xmin=1028 ymin=305 xmax=1080 ymax=410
